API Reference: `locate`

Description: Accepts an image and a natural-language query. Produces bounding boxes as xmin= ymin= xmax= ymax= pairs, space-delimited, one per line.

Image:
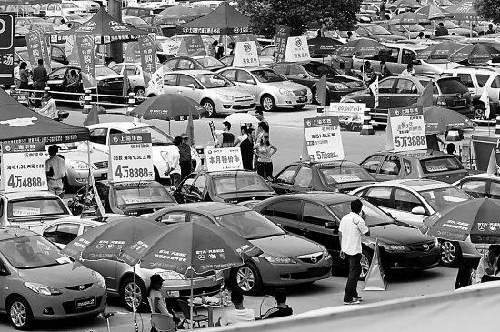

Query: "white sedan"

xmin=217 ymin=66 xmax=312 ymax=111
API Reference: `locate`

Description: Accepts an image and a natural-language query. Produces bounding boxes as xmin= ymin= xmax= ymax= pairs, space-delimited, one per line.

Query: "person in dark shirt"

xmin=263 ymin=289 xmax=293 ymax=319
xmin=18 ymin=62 xmax=29 ymax=89
xmin=486 ymin=24 xmax=496 ymax=35
xmin=33 ymin=59 xmax=49 ymax=106
xmin=435 ymin=22 xmax=449 ymax=37
xmin=178 ymin=134 xmax=192 ymax=179
xmin=239 ymin=127 xmax=254 ymax=171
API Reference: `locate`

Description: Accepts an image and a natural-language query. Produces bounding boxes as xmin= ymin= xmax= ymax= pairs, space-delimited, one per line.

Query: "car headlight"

xmin=159 ymin=270 xmax=185 ymax=280
xmin=219 ymin=94 xmax=235 ymax=101
xmin=330 ymin=82 xmax=348 ymax=91
xmin=387 ymin=245 xmax=408 ymax=251
xmin=263 ymin=255 xmax=297 ymax=264
xmin=25 ymin=282 xmax=62 ymax=296
xmin=279 ymin=88 xmax=294 ymax=96
xmin=67 ymin=159 xmax=90 ymax=170
xmin=93 ymin=271 xmax=106 ymax=288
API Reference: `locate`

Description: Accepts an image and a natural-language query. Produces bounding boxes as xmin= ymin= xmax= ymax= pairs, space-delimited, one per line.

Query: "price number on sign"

xmin=7 ymin=175 xmax=44 ymax=189
xmin=114 ymin=165 xmax=150 ymax=179
xmin=394 ymin=135 xmax=426 ymax=149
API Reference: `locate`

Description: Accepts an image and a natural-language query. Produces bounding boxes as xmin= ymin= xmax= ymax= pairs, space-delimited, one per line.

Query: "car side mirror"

xmin=411 ymin=206 xmax=426 ymax=215
xmin=412 ymin=59 xmax=421 ymax=65
xmin=245 ymin=79 xmax=255 ymax=85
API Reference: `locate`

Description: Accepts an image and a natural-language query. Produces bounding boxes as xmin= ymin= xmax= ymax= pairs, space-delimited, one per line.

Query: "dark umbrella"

xmin=449 ymin=43 xmax=500 ymax=64
xmin=307 ymin=36 xmax=343 ymax=56
xmin=415 ymin=4 xmax=454 ymax=20
xmin=417 ymin=41 xmax=468 ymax=61
xmin=129 ymin=94 xmax=205 ymax=121
xmin=336 ymin=38 xmax=387 ymax=58
xmin=387 ymin=0 xmax=421 ymax=9
xmin=423 ymin=106 xmax=475 ymax=134
xmin=426 ymin=198 xmax=500 ymax=244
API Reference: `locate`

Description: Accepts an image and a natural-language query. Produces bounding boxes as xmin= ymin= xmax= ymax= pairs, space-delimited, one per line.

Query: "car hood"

xmin=261 ymin=80 xmax=308 ymax=91
xmin=18 ymin=262 xmax=101 ymax=288
xmin=250 ymin=234 xmax=324 ymax=257
xmin=368 ymin=224 xmax=434 ymax=245
xmin=60 ymin=148 xmax=108 ymax=164
xmin=210 ymin=86 xmax=253 ymax=98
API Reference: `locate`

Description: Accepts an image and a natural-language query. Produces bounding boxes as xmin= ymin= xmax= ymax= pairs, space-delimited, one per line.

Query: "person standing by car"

xmin=362 ymin=61 xmax=376 ymax=85
xmin=255 ymin=109 xmax=269 ymax=140
xmin=148 ymin=274 xmax=175 ymax=331
xmin=379 ymin=0 xmax=386 ymax=20
xmin=45 ymin=145 xmax=66 ymax=198
xmin=255 ymin=132 xmax=277 ymax=179
xmin=179 ymin=134 xmax=192 ymax=179
xmin=240 ymin=127 xmax=255 ymax=170
xmin=33 ymin=59 xmax=49 ymax=106
xmin=435 ymin=22 xmax=449 ymax=37
xmin=486 ymin=24 xmax=496 ymax=35
xmin=18 ymin=62 xmax=29 ymax=89
xmin=339 ymin=199 xmax=370 ymax=305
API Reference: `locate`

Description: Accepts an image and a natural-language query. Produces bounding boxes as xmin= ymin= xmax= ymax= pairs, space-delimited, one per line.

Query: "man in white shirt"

xmin=218 ymin=290 xmax=255 ymax=326
xmin=339 ymin=199 xmax=370 ymax=305
xmin=45 ymin=145 xmax=67 ymax=198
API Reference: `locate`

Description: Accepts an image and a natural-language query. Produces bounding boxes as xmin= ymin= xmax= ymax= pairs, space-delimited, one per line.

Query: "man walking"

xmin=45 ymin=145 xmax=66 ymax=198
xmin=178 ymin=134 xmax=192 ymax=179
xmin=33 ymin=59 xmax=49 ymax=106
xmin=339 ymin=199 xmax=370 ymax=305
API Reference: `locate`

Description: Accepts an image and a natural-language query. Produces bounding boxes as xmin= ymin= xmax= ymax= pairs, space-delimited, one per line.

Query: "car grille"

xmin=408 ymin=242 xmax=436 ymax=252
xmin=293 ymin=89 xmax=307 ymax=96
xmin=65 ymin=283 xmax=93 ymax=291
xmin=94 ymin=161 xmax=108 ymax=169
xmin=178 ymin=284 xmax=222 ymax=298
xmin=297 ymin=253 xmax=324 ymax=264
xmin=63 ymin=296 xmax=103 ymax=314
xmin=283 ymin=267 xmax=331 ymax=280
xmin=235 ymin=97 xmax=254 ymax=102
xmin=233 ymin=103 xmax=256 ymax=110
xmin=448 ymin=99 xmax=466 ymax=107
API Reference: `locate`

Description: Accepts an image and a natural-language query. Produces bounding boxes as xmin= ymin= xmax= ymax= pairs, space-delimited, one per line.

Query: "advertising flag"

xmin=138 ymin=34 xmax=157 ymax=86
xmin=274 ymin=25 xmax=290 ymax=63
xmin=233 ymin=41 xmax=259 ymax=67
xmin=284 ymin=35 xmax=311 ymax=63
xmin=76 ymin=35 xmax=96 ymax=89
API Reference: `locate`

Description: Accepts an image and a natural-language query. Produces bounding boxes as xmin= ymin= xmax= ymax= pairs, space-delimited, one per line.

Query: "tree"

xmin=237 ymin=0 xmax=362 ymax=37
xmin=475 ymin=0 xmax=500 ymax=24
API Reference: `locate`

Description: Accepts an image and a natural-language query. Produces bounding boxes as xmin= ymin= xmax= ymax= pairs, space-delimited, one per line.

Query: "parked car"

xmin=351 ymin=179 xmax=471 ymax=266
xmin=254 ymin=193 xmax=441 ymax=278
xmin=217 ymin=66 xmax=312 ymax=111
xmin=123 ymin=15 xmax=157 ymax=33
xmin=150 ymin=203 xmax=333 ymax=294
xmin=0 ymin=191 xmax=72 ymax=234
xmin=454 ymin=174 xmax=500 ymax=198
xmin=67 ymin=0 xmax=100 ymax=13
xmin=270 ymin=161 xmax=376 ymax=194
xmin=219 ymin=54 xmax=275 ymax=67
xmin=271 ymin=61 xmax=365 ymax=104
xmin=163 ymin=56 xmax=226 ymax=72
xmin=110 ymin=62 xmax=147 ymax=98
xmin=145 ymin=70 xmax=256 ymax=116
xmin=355 ymin=24 xmax=407 ymax=42
xmin=174 ymin=170 xmax=275 ymax=204
xmin=359 ymin=150 xmax=468 ymax=184
xmin=340 ymin=75 xmax=473 ymax=124
xmin=43 ymin=218 xmax=224 ymax=312
xmin=44 ymin=2 xmax=82 ymax=16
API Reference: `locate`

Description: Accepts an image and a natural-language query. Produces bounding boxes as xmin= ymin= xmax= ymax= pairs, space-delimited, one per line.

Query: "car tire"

xmin=134 ymin=87 xmax=146 ymax=101
xmin=440 ymin=239 xmax=461 ymax=267
xmin=201 ymin=99 xmax=216 ymax=117
xmin=231 ymin=262 xmax=263 ymax=295
xmin=261 ymin=94 xmax=276 ymax=112
xmin=359 ymin=247 xmax=373 ymax=281
xmin=8 ymin=296 xmax=34 ymax=330
xmin=120 ymin=275 xmax=147 ymax=312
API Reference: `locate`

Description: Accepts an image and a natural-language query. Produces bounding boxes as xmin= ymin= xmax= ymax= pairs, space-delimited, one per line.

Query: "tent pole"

xmin=190 ymin=274 xmax=194 ymax=330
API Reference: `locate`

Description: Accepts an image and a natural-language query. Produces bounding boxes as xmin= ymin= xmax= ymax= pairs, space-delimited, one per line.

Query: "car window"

xmin=164 ymin=59 xmax=178 ymax=70
xmin=293 ymin=167 xmax=313 ymax=187
xmin=403 ymin=158 xmax=412 ymax=175
xmin=490 ymin=182 xmax=500 ymax=199
xmin=395 ymin=79 xmax=417 ymax=94
xmin=272 ymin=64 xmax=288 ymax=75
xmin=219 ymin=69 xmax=236 ymax=81
xmin=302 ymin=202 xmax=334 ymax=226
xmin=160 ymin=211 xmax=187 ymax=224
xmin=456 ymin=73 xmax=475 ymax=88
xmin=8 ymin=198 xmax=69 ymax=220
xmin=361 ymin=155 xmax=384 ymax=174
xmin=177 ymin=59 xmax=195 ymax=69
xmin=475 ymin=74 xmax=490 ymax=88
xmin=235 ymin=70 xmax=255 ymax=84
xmin=491 ymin=75 xmax=500 ymax=88
xmin=51 ymin=46 xmax=64 ymax=59
xmin=178 ymin=74 xmax=198 ymax=87
xmin=50 ymin=67 xmax=67 ymax=80
xmin=89 ymin=128 xmax=107 ymax=145
xmin=436 ymin=78 xmax=468 ymax=94
xmin=459 ymin=180 xmax=487 ymax=197
xmin=394 ymin=188 xmax=423 ymax=213
xmin=163 ymin=74 xmax=177 ymax=86
xmin=420 ymin=156 xmax=464 ymax=174
xmin=380 ymin=47 xmax=399 ymax=63
xmin=401 ymin=49 xmax=415 ymax=64
xmin=380 ymin=156 xmax=401 ymax=175
xmin=364 ymin=187 xmax=393 ymax=208
xmin=192 ymin=175 xmax=206 ymax=194
xmin=378 ymin=78 xmax=396 ymax=93
xmin=418 ymin=186 xmax=469 ymax=211
xmin=275 ymin=165 xmax=299 ymax=184
xmin=270 ymin=200 xmax=300 ymax=220
xmin=44 ymin=223 xmax=80 ymax=245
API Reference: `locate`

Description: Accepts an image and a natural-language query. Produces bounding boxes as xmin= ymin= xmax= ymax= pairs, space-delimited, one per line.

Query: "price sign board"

xmin=330 ymin=102 xmax=365 ymax=123
xmin=284 ymin=36 xmax=311 ymax=63
xmin=233 ymin=41 xmax=259 ymax=67
xmin=108 ymin=133 xmax=154 ymax=182
xmin=205 ymin=147 xmax=243 ymax=172
xmin=1 ymin=142 xmax=47 ymax=193
xmin=388 ymin=106 xmax=426 ymax=152
xmin=304 ymin=116 xmax=345 ymax=162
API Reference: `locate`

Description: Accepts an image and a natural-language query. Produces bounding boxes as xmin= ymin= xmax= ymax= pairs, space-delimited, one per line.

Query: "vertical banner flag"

xmin=138 ymin=34 xmax=157 ymax=86
xmin=369 ymin=76 xmax=379 ymax=108
xmin=316 ymin=75 xmax=327 ymax=106
xmin=76 ymin=35 xmax=96 ymax=88
xmin=233 ymin=41 xmax=259 ymax=67
xmin=205 ymin=147 xmax=243 ymax=172
xmin=1 ymin=142 xmax=47 ymax=193
xmin=284 ymin=35 xmax=311 ymax=63
xmin=304 ymin=116 xmax=345 ymax=162
xmin=26 ymin=30 xmax=51 ymax=72
xmin=274 ymin=25 xmax=290 ymax=63
xmin=108 ymin=133 xmax=155 ymax=182
xmin=0 ymin=13 xmax=14 ymax=86
xmin=386 ymin=106 xmax=427 ymax=152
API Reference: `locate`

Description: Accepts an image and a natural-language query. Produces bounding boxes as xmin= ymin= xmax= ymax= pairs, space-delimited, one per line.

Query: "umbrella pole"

xmin=190 ymin=271 xmax=194 ymax=330
xmin=133 ymin=264 xmax=138 ymax=332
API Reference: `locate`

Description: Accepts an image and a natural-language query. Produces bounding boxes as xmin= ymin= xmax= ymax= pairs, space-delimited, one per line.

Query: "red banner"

xmin=76 ymin=35 xmax=96 ymax=88
xmin=138 ymin=34 xmax=157 ymax=85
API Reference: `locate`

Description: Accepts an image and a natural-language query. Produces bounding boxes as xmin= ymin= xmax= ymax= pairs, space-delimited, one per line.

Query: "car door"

xmin=360 ymin=154 xmax=384 ymax=177
xmin=456 ymin=178 xmax=488 ymax=198
xmin=376 ymin=77 xmax=397 ymax=110
xmin=263 ymin=199 xmax=303 ymax=235
xmin=301 ymin=201 xmax=340 ymax=255
xmin=47 ymin=67 xmax=68 ymax=92
xmin=271 ymin=165 xmax=300 ymax=194
xmin=376 ymin=155 xmax=402 ymax=181
xmin=160 ymin=74 xmax=178 ymax=95
xmin=393 ymin=78 xmax=419 ymax=107
xmin=392 ymin=188 xmax=428 ymax=228
xmin=176 ymin=74 xmax=204 ymax=102
xmin=234 ymin=69 xmax=260 ymax=98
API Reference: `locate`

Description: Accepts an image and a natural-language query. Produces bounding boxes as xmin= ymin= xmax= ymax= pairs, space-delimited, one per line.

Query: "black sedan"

xmin=271 ymin=161 xmax=376 ymax=195
xmin=254 ymin=193 xmax=441 ymax=278
xmin=271 ymin=61 xmax=365 ymax=104
xmin=174 ymin=170 xmax=276 ymax=204
xmin=163 ymin=55 xmax=226 ymax=72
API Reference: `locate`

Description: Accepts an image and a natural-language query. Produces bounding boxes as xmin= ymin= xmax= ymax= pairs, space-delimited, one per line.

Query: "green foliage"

xmin=475 ymin=0 xmax=500 ymax=24
xmin=237 ymin=0 xmax=362 ymax=37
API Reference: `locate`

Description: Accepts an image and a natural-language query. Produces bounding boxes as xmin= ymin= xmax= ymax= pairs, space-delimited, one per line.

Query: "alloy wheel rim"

xmin=11 ymin=301 xmax=26 ymax=328
xmin=203 ymin=102 xmax=214 ymax=115
xmin=236 ymin=266 xmax=255 ymax=291
xmin=441 ymin=241 xmax=456 ymax=264
xmin=360 ymin=254 xmax=370 ymax=279
xmin=263 ymin=97 xmax=273 ymax=111
xmin=124 ymin=282 xmax=142 ymax=310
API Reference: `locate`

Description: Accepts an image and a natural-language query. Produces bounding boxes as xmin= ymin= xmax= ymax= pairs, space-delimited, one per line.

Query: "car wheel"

xmin=120 ymin=275 xmax=147 ymax=312
xmin=261 ymin=95 xmax=276 ymax=112
xmin=201 ymin=99 xmax=216 ymax=117
xmin=8 ymin=296 xmax=34 ymax=330
xmin=440 ymin=240 xmax=461 ymax=267
xmin=78 ymin=94 xmax=86 ymax=109
xmin=474 ymin=106 xmax=485 ymax=120
xmin=359 ymin=247 xmax=373 ymax=281
xmin=134 ymin=87 xmax=146 ymax=101
xmin=232 ymin=262 xmax=262 ymax=295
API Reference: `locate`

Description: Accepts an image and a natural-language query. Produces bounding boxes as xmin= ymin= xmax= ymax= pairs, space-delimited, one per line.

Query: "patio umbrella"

xmin=335 ymin=38 xmax=387 ymax=58
xmin=129 ymin=94 xmax=205 ymax=121
xmin=388 ymin=12 xmax=430 ymax=25
xmin=307 ymin=36 xmax=343 ymax=56
xmin=447 ymin=0 xmax=477 ymax=20
xmin=387 ymin=0 xmax=422 ymax=9
xmin=425 ymin=198 xmax=500 ymax=244
xmin=449 ymin=43 xmax=500 ymax=64
xmin=417 ymin=41 xmax=468 ymax=61
xmin=415 ymin=4 xmax=454 ymax=20
xmin=423 ymin=106 xmax=475 ymax=134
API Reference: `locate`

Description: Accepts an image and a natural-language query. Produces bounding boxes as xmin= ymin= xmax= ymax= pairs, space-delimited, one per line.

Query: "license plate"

xmin=75 ymin=297 xmax=96 ymax=310
xmin=297 ymin=96 xmax=306 ymax=102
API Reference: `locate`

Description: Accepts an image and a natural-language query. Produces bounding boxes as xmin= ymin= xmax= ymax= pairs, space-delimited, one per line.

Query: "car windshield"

xmin=195 ymin=73 xmax=233 ymax=88
xmin=305 ymin=63 xmax=339 ymax=77
xmin=95 ymin=66 xmax=118 ymax=77
xmin=7 ymin=198 xmax=69 ymax=221
xmin=216 ymin=211 xmax=285 ymax=240
xmin=319 ymin=165 xmax=373 ymax=185
xmin=196 ymin=56 xmax=224 ymax=68
xmin=213 ymin=174 xmax=271 ymax=195
xmin=419 ymin=186 xmax=469 ymax=212
xmin=0 ymin=236 xmax=70 ymax=269
xmin=113 ymin=182 xmax=175 ymax=207
xmin=251 ymin=69 xmax=285 ymax=83
xmin=329 ymin=199 xmax=394 ymax=227
xmin=420 ymin=156 xmax=464 ymax=174
xmin=128 ymin=126 xmax=173 ymax=145
xmin=436 ymin=78 xmax=468 ymax=94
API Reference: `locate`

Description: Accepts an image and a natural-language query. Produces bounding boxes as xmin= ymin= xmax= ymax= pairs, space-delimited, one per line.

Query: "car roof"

xmin=86 ymin=121 xmax=151 ymax=130
xmin=202 ymin=170 xmax=261 ymax=177
xmin=275 ymin=192 xmax=356 ymax=205
xmin=170 ymin=70 xmax=213 ymax=75
xmin=0 ymin=191 xmax=60 ymax=200
xmin=376 ymin=149 xmax=447 ymax=159
xmin=165 ymin=202 xmax=249 ymax=216
xmin=283 ymin=160 xmax=361 ymax=168
xmin=0 ymin=227 xmax=38 ymax=240
xmin=366 ymin=179 xmax=452 ymax=191
xmin=43 ymin=216 xmax=102 ymax=228
xmin=444 ymin=66 xmax=497 ymax=74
